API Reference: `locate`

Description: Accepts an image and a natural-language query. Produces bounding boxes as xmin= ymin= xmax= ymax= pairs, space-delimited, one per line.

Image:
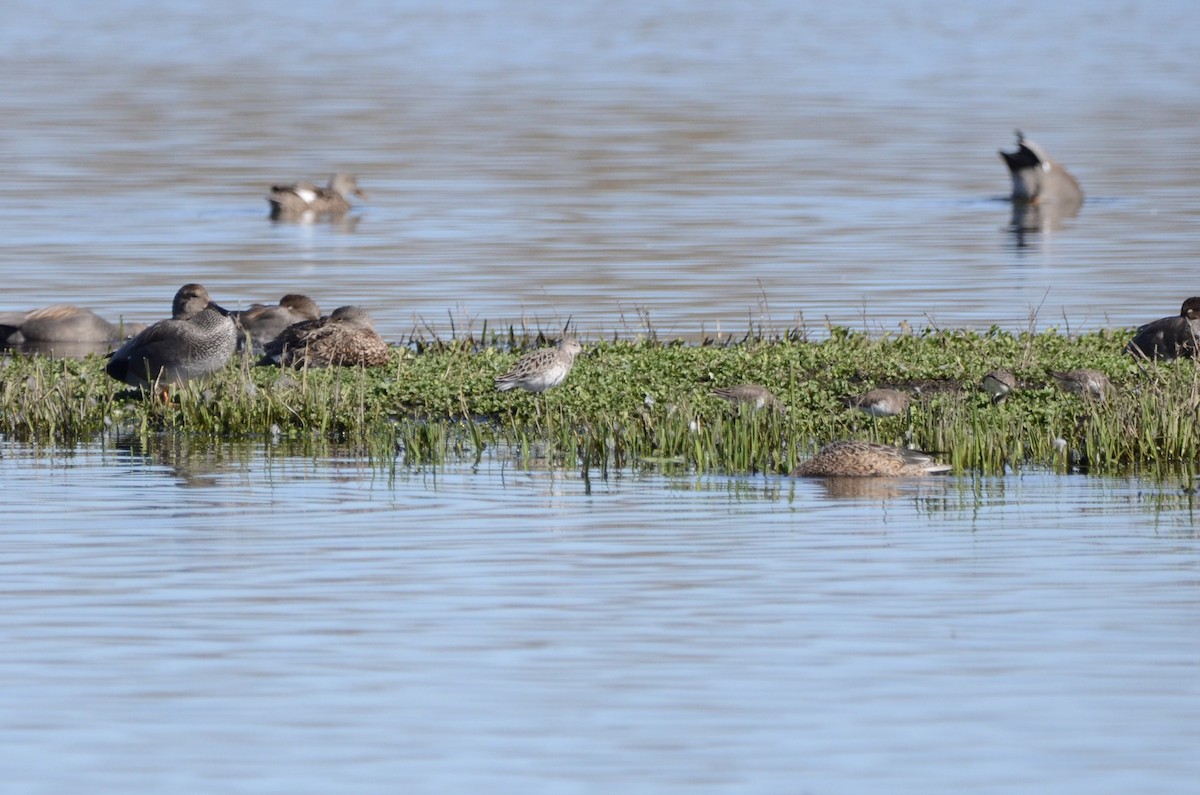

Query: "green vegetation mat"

xmin=3 ymin=326 xmax=1198 ymax=478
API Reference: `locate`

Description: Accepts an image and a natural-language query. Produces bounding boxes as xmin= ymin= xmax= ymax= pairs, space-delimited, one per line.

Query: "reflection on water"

xmin=3 ymin=0 xmax=1200 ymax=790
xmin=2 ymin=441 xmax=1199 ymax=792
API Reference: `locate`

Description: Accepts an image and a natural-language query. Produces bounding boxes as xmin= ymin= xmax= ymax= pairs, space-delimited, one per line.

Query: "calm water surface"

xmin=1 ymin=0 xmax=1198 ymax=339
xmin=3 ymin=0 xmax=1200 ymax=791
xmin=1 ymin=442 xmax=1198 ymax=793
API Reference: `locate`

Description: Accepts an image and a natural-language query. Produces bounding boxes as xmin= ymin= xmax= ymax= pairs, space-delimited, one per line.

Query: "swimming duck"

xmin=267 ymin=173 xmax=367 ymax=219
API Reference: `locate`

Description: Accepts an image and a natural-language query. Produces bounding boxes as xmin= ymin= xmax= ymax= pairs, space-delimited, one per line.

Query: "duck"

xmin=105 ymin=284 xmax=238 ymax=389
xmin=267 ymin=173 xmax=367 ymax=219
xmin=0 ymin=305 xmax=142 ymax=345
xmin=793 ymin=441 xmax=951 ymax=477
xmin=999 ymin=131 xmax=1084 ymax=209
xmin=231 ymin=294 xmax=321 ymax=351
xmin=1126 ymin=297 xmax=1200 ymax=361
xmin=260 ymin=305 xmax=390 ymax=368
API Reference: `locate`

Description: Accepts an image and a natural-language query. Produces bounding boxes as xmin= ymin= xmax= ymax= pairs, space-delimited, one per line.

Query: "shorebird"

xmin=105 ymin=284 xmax=238 ymax=389
xmin=267 ymin=173 xmax=367 ymax=219
xmin=793 ymin=441 xmax=951 ymax=477
xmin=1047 ymin=368 xmax=1111 ymax=401
xmin=710 ymin=384 xmax=785 ymax=413
xmin=495 ymin=338 xmax=583 ymax=394
xmin=260 ymin=305 xmax=390 ymax=368
xmin=845 ymin=387 xmax=911 ymax=417
xmin=1126 ymin=297 xmax=1200 ymax=361
xmin=999 ymin=131 xmax=1083 ymax=209
xmin=232 ymin=294 xmax=321 ymax=351
xmin=0 ymin=305 xmax=141 ymax=344
xmin=981 ymin=369 xmax=1017 ymax=404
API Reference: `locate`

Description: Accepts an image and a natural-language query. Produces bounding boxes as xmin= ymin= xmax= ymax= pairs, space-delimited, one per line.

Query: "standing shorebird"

xmin=1126 ymin=297 xmax=1200 ymax=361
xmin=710 ymin=384 xmax=785 ymax=413
xmin=106 ymin=284 xmax=238 ymax=390
xmin=267 ymin=173 xmax=367 ymax=219
xmin=495 ymin=338 xmax=583 ymax=394
xmin=845 ymin=387 xmax=911 ymax=417
xmin=1047 ymin=368 xmax=1111 ymax=401
xmin=793 ymin=441 xmax=951 ymax=478
xmin=232 ymin=294 xmax=321 ymax=351
xmin=981 ymin=369 xmax=1018 ymax=404
xmin=260 ymin=305 xmax=390 ymax=368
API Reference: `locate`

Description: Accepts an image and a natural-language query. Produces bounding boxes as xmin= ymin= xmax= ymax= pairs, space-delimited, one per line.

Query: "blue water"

xmin=2 ymin=0 xmax=1200 ymax=792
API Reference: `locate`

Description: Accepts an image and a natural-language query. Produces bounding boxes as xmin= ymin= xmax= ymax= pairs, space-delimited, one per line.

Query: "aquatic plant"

xmin=2 ymin=325 xmax=1198 ymax=478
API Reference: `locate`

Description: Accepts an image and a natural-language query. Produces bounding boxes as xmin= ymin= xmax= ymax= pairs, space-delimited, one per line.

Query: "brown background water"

xmin=1 ymin=1 xmax=1199 ymax=792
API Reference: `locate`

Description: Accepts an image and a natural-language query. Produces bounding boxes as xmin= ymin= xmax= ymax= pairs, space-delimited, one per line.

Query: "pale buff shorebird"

xmin=981 ymin=369 xmax=1017 ymax=404
xmin=495 ymin=338 xmax=583 ymax=394
xmin=710 ymin=384 xmax=785 ymax=413
xmin=1126 ymin=297 xmax=1200 ymax=361
xmin=793 ymin=441 xmax=951 ymax=478
xmin=1047 ymin=368 xmax=1111 ymax=401
xmin=845 ymin=387 xmax=911 ymax=417
xmin=105 ymin=284 xmax=238 ymax=389
xmin=260 ymin=305 xmax=390 ymax=368
xmin=267 ymin=173 xmax=367 ymax=220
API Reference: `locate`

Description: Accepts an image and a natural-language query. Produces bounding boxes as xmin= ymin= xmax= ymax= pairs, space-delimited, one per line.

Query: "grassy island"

xmin=2 ymin=325 xmax=1198 ymax=478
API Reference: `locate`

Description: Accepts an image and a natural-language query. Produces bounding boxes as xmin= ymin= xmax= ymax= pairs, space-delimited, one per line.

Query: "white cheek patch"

xmin=294 ymin=187 xmax=317 ymax=203
xmin=1042 ymin=162 xmax=1051 ymax=172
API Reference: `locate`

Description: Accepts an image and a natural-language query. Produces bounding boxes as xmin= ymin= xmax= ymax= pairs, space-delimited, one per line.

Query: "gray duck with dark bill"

xmin=267 ymin=173 xmax=367 ymax=219
xmin=0 ymin=305 xmax=142 ymax=345
xmin=1126 ymin=297 xmax=1200 ymax=361
xmin=106 ymin=284 xmax=238 ymax=389
xmin=232 ymin=294 xmax=321 ymax=351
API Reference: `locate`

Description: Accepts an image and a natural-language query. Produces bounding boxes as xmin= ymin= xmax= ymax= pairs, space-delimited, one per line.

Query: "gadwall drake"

xmin=106 ymin=284 xmax=238 ymax=389
xmin=1126 ymin=297 xmax=1200 ymax=361
xmin=710 ymin=383 xmax=785 ymax=413
xmin=267 ymin=173 xmax=367 ymax=219
xmin=495 ymin=338 xmax=583 ymax=394
xmin=232 ymin=294 xmax=321 ymax=351
xmin=980 ymin=369 xmax=1017 ymax=404
xmin=794 ymin=441 xmax=951 ymax=478
xmin=1000 ymin=131 xmax=1083 ymax=209
xmin=1047 ymin=368 xmax=1111 ymax=401
xmin=260 ymin=305 xmax=390 ymax=368
xmin=0 ymin=305 xmax=142 ymax=345
xmin=845 ymin=387 xmax=911 ymax=417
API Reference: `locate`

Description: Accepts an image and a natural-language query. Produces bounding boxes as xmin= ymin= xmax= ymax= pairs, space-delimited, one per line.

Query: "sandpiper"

xmin=710 ymin=384 xmax=785 ymax=413
xmin=267 ymin=173 xmax=367 ymax=219
xmin=232 ymin=294 xmax=321 ymax=351
xmin=999 ymin=131 xmax=1083 ymax=209
xmin=105 ymin=284 xmax=238 ymax=389
xmin=846 ymin=387 xmax=910 ymax=417
xmin=793 ymin=440 xmax=951 ymax=477
xmin=495 ymin=338 xmax=583 ymax=394
xmin=1126 ymin=297 xmax=1200 ymax=361
xmin=1047 ymin=368 xmax=1111 ymax=401
xmin=981 ymin=369 xmax=1017 ymax=404
xmin=1 ymin=305 xmax=141 ymax=344
xmin=260 ymin=305 xmax=390 ymax=368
